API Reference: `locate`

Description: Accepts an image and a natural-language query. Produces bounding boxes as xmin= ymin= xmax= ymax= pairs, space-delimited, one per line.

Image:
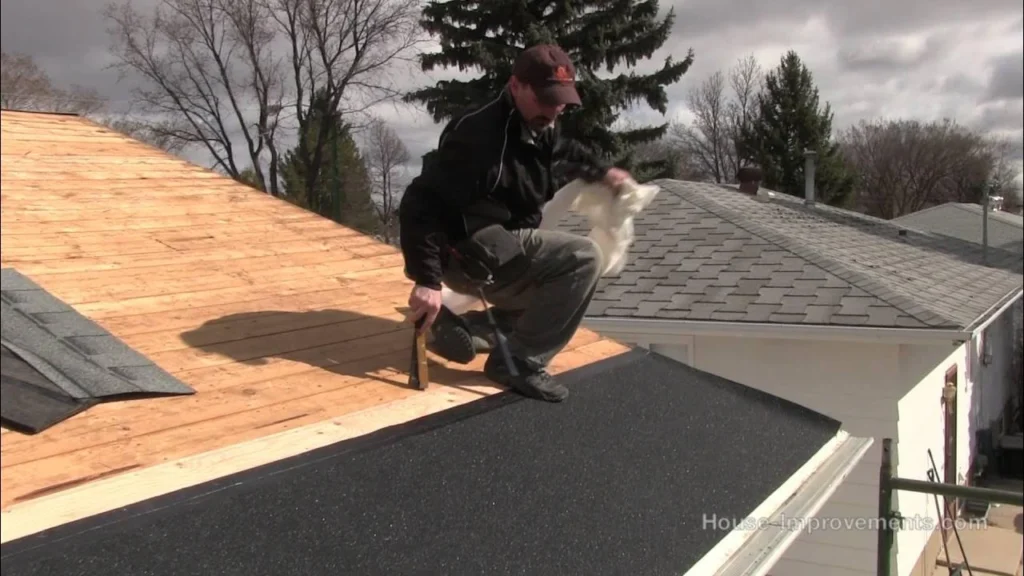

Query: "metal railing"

xmin=876 ymin=437 xmax=1024 ymax=576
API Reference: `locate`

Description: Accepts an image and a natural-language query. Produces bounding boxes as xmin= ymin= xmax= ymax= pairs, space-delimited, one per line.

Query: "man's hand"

xmin=603 ymin=167 xmax=631 ymax=189
xmin=408 ymin=284 xmax=442 ymax=334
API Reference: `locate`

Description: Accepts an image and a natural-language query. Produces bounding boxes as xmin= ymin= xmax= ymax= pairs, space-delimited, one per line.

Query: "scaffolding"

xmin=876 ymin=437 xmax=1024 ymax=576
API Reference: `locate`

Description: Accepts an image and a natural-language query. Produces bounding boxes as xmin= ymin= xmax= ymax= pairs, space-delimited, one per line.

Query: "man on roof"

xmin=398 ymin=43 xmax=629 ymax=403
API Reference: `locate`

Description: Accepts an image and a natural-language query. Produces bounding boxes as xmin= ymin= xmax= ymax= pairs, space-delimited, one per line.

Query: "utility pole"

xmin=982 ymin=182 xmax=990 ymax=266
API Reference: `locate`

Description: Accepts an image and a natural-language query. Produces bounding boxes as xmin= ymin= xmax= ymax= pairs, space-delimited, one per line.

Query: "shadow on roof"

xmin=178 ymin=309 xmax=489 ymax=394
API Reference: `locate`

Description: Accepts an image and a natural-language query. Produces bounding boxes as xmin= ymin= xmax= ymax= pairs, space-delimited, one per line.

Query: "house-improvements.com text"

xmin=703 ymin=513 xmax=986 ymax=534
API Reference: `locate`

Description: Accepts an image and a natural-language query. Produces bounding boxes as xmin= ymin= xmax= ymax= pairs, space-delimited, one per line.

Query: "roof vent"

xmin=737 ymin=166 xmax=762 ymax=195
xmin=803 ymin=149 xmax=817 ymax=207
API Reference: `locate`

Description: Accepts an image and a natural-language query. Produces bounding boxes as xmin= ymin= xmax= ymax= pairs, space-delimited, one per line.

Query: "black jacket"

xmin=398 ymin=89 xmax=610 ymax=289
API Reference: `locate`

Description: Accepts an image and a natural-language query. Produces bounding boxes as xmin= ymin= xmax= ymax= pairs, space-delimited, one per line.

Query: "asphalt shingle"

xmin=555 ymin=180 xmax=1024 ymax=330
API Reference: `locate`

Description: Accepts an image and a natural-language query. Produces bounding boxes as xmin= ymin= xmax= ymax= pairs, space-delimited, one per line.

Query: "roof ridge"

xmin=894 ymin=202 xmax=950 ymax=220
xmin=655 ymin=182 xmax=958 ymax=329
xmin=899 ymin=202 xmax=1024 ymax=229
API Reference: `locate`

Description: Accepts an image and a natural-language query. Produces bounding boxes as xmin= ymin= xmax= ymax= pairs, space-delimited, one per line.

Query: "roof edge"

xmin=890 ymin=202 xmax=957 ymax=223
xmin=895 ymin=202 xmax=1024 ymax=229
xmin=688 ymin=431 xmax=874 ymax=576
xmin=0 ymin=108 xmax=81 ymax=117
xmin=964 ymin=287 xmax=1024 ymax=335
xmin=582 ymin=316 xmax=972 ymax=345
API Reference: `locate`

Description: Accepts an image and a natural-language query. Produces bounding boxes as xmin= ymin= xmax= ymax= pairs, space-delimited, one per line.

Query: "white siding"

xmin=624 ymin=333 xmax=976 ymax=576
xmin=894 ymin=342 xmax=970 ymax=576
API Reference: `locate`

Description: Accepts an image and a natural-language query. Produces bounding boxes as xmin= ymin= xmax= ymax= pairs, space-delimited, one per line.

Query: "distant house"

xmin=893 ymin=202 xmax=1024 ymax=256
xmin=555 ymin=176 xmax=1023 ymax=576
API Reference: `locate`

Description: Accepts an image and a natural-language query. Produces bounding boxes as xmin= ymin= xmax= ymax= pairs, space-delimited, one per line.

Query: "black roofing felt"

xmin=0 ymin=268 xmax=194 ymax=433
xmin=0 ymin=344 xmax=98 ymax=433
xmin=1 ymin=349 xmax=841 ymax=576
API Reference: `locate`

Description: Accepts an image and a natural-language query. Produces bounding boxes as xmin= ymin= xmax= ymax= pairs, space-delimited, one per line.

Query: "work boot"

xmin=484 ymin=352 xmax=568 ymax=402
xmin=426 ymin=306 xmax=477 ymax=364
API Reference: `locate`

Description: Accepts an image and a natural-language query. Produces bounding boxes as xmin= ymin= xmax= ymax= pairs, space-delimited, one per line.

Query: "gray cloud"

xmin=3 ymin=0 xmax=1023 ymax=180
xmin=670 ymin=0 xmax=1020 ymax=41
xmin=821 ymin=0 xmax=1020 ymax=36
xmin=938 ymin=73 xmax=985 ymax=96
xmin=835 ymin=33 xmax=949 ymax=73
xmin=973 ymin=100 xmax=1024 ymax=134
xmin=983 ymin=51 xmax=1024 ymax=102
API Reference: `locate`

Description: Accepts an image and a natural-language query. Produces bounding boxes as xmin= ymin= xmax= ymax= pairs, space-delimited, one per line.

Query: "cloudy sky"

xmin=3 ymin=0 xmax=1022 ymax=185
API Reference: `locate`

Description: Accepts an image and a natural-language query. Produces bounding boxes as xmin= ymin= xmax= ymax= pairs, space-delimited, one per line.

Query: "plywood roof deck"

xmin=0 ymin=110 xmax=628 ymax=538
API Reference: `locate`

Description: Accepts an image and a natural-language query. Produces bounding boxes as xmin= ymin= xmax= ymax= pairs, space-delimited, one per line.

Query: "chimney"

xmin=803 ymin=149 xmax=817 ymax=206
xmin=737 ymin=166 xmax=762 ymax=195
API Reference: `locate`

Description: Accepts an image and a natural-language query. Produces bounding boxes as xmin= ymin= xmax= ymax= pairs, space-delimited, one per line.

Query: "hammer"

xmin=408 ymin=316 xmax=429 ymax=390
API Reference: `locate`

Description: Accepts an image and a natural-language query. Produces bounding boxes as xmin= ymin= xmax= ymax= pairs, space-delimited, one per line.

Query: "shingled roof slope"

xmin=556 ymin=180 xmax=1023 ymax=331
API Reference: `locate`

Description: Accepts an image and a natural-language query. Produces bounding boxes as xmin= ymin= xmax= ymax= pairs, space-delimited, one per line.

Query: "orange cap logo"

xmin=553 ymin=66 xmax=573 ymax=83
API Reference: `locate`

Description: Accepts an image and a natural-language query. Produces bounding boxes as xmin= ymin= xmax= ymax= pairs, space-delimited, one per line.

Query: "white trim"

xmin=964 ymin=288 xmax=1023 ymax=336
xmin=649 ymin=337 xmax=694 ymax=366
xmin=684 ymin=431 xmax=874 ymax=576
xmin=583 ymin=317 xmax=973 ymax=345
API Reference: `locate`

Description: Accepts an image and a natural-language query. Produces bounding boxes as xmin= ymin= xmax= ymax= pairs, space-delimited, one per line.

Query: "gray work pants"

xmin=442 ymin=228 xmax=602 ymax=370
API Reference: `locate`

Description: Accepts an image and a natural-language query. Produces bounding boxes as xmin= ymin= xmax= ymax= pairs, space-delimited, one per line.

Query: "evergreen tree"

xmin=404 ymin=0 xmax=694 ymax=180
xmin=280 ymin=91 xmax=379 ymax=236
xmin=738 ymin=51 xmax=854 ymax=206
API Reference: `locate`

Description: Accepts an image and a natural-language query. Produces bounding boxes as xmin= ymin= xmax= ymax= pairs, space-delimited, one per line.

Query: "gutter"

xmin=583 ymin=317 xmax=973 ymax=345
xmin=962 ymin=288 xmax=1023 ymax=336
xmin=685 ymin=431 xmax=874 ymax=576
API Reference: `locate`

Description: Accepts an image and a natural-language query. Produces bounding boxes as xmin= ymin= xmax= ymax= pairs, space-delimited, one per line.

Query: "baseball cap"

xmin=511 ymin=44 xmax=582 ymax=106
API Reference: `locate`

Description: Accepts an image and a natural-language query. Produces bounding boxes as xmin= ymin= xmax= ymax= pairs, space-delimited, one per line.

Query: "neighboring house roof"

xmin=893 ymin=202 xmax=1024 ymax=255
xmin=0 ymin=110 xmax=872 ymax=575
xmin=555 ymin=180 xmax=1023 ymax=334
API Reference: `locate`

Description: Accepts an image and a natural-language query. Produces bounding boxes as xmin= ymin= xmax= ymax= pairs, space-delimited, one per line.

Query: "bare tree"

xmin=838 ymin=118 xmax=1024 ymax=219
xmin=668 ymin=55 xmax=763 ymax=183
xmin=725 ymin=55 xmax=763 ymax=172
xmin=103 ymin=115 xmax=191 ymax=154
xmin=628 ymin=136 xmax=705 ymax=181
xmin=612 ymin=117 xmax=702 ymax=181
xmin=669 ymin=71 xmax=729 ymax=183
xmin=362 ymin=116 xmax=409 ymax=244
xmin=102 ymin=0 xmax=425 ymax=198
xmin=1003 ymin=190 xmax=1023 ymax=215
xmin=1 ymin=51 xmax=106 ymax=115
xmin=948 ymin=135 xmax=1021 ymax=207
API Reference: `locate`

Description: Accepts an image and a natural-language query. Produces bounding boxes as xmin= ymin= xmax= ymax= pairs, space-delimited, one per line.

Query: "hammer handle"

xmin=409 ymin=316 xmax=429 ymax=390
